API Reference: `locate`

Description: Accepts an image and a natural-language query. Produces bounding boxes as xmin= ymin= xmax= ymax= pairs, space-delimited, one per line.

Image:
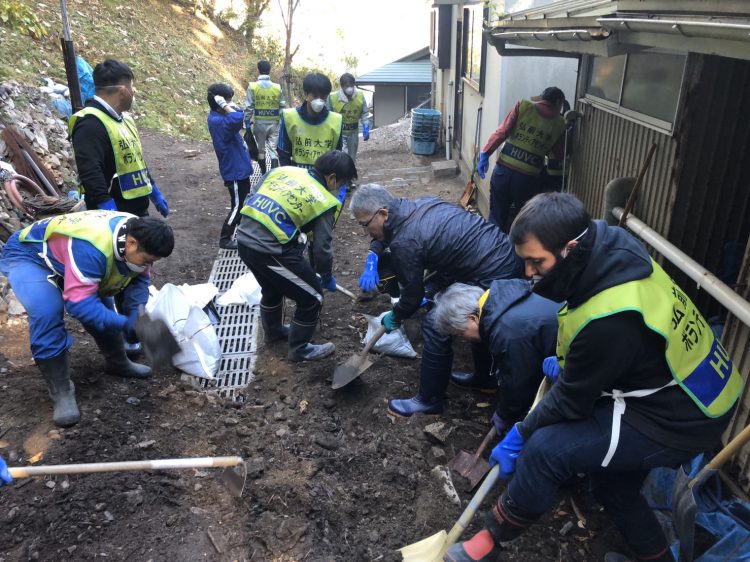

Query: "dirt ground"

xmin=0 ymin=126 xmax=627 ymax=561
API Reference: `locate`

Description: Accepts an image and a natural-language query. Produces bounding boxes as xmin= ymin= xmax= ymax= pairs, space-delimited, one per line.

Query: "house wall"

xmin=373 ymin=86 xmax=406 ymax=127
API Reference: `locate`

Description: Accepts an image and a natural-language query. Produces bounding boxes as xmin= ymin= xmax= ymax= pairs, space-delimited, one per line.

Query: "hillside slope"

xmin=0 ymin=0 xmax=259 ymax=139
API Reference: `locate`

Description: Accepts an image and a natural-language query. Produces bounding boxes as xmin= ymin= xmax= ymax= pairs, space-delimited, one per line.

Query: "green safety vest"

xmin=250 ymin=82 xmax=282 ymax=121
xmin=69 ymin=107 xmax=154 ymax=199
xmin=19 ymin=210 xmax=140 ymax=296
xmin=282 ymin=108 xmax=342 ymax=167
xmin=329 ymin=90 xmax=365 ymax=132
xmin=240 ymin=167 xmax=342 ymax=244
xmin=499 ymin=100 xmax=566 ymax=176
xmin=556 ymin=259 xmax=743 ymax=419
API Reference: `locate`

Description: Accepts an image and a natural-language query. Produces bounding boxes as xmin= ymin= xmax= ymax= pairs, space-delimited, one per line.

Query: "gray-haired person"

xmin=433 ymin=281 xmax=559 ymax=434
xmin=350 ymin=183 xmax=523 ymax=417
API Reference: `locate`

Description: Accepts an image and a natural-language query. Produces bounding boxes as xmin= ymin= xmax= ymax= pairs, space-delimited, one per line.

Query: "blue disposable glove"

xmin=477 ymin=152 xmax=490 ymax=179
xmin=363 ymin=123 xmax=370 ymax=141
xmin=381 ymin=311 xmax=401 ymax=334
xmin=150 ymin=184 xmax=169 ymax=217
xmin=0 ymin=456 xmax=12 ymax=486
xmin=489 ymin=423 xmax=525 ymax=480
xmin=121 ymin=313 xmax=138 ymax=342
xmin=491 ymin=412 xmax=510 ymax=436
xmin=98 ymin=198 xmax=117 ymax=211
xmin=358 ymin=251 xmax=380 ymax=292
xmin=320 ymin=274 xmax=337 ymax=292
xmin=543 ymin=356 xmax=562 ymax=383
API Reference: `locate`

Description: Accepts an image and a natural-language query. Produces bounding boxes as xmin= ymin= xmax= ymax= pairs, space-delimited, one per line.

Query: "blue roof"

xmin=357 ymin=61 xmax=432 ymax=85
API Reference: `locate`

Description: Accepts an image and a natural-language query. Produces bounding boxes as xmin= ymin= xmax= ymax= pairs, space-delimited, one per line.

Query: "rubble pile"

xmin=0 ymin=80 xmax=78 ymax=240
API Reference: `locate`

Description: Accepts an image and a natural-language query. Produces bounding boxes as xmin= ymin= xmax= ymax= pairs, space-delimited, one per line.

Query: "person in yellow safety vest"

xmin=446 ymin=192 xmax=742 ymax=562
xmin=277 ymin=73 xmax=343 ymax=171
xmin=70 ymin=59 xmax=169 ymax=219
xmin=0 ymin=211 xmax=174 ymax=427
xmin=476 ymin=87 xmax=567 ymax=232
xmin=244 ymin=60 xmax=285 ymax=175
xmin=327 ymin=73 xmax=370 ymax=174
xmin=236 ymin=150 xmax=357 ymax=362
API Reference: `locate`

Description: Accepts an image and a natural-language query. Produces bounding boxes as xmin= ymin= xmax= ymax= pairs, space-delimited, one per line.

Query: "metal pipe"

xmin=598 ymin=17 xmax=750 ymax=33
xmin=612 ymin=207 xmax=750 ymax=328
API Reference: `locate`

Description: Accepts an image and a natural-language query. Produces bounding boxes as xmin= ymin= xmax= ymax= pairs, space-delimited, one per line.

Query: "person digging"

xmin=0 ymin=211 xmax=174 ymax=427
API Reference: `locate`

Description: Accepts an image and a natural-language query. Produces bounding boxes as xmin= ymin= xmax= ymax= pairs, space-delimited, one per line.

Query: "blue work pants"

xmin=489 ymin=163 xmax=542 ymax=231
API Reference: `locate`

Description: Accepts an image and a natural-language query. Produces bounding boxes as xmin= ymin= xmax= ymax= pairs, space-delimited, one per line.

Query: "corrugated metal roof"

xmin=357 ymin=62 xmax=432 ymax=85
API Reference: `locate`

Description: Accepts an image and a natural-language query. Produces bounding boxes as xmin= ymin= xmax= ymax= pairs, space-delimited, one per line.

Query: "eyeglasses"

xmin=358 ymin=209 xmax=383 ymax=228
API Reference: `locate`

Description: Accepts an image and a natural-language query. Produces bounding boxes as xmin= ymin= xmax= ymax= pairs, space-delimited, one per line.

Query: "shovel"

xmin=400 ymin=378 xmax=551 ymax=561
xmin=135 ymin=312 xmax=181 ymax=368
xmin=448 ymin=426 xmax=497 ymax=488
xmin=673 ymin=423 xmax=750 ymax=562
xmin=9 ymin=456 xmax=247 ymax=497
xmin=331 ymin=325 xmax=387 ymax=389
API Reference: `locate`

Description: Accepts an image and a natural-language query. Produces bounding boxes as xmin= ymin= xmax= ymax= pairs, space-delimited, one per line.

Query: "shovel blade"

xmin=448 ymin=450 xmax=491 ymax=489
xmin=136 ymin=314 xmax=180 ymax=368
xmin=331 ymin=354 xmax=375 ymax=389
xmin=400 ymin=529 xmax=448 ymax=562
xmin=219 ymin=461 xmax=247 ymax=497
xmin=672 ymin=466 xmax=699 ymax=562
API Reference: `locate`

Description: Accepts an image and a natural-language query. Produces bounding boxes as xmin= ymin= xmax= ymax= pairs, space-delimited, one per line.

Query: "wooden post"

xmin=60 ymin=0 xmax=83 ymax=113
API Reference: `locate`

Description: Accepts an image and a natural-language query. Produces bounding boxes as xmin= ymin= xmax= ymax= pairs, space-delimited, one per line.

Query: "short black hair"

xmin=510 ymin=192 xmax=590 ymax=252
xmin=126 ymin=217 xmax=174 ymax=257
xmin=302 ymin=73 xmax=332 ymax=98
xmin=207 ymin=83 xmax=235 ymax=111
xmin=540 ymin=86 xmax=565 ymax=106
xmin=314 ymin=150 xmax=358 ymax=183
xmin=93 ymin=59 xmax=134 ymax=90
xmin=339 ymin=73 xmax=355 ymax=87
xmin=257 ymin=60 xmax=271 ymax=74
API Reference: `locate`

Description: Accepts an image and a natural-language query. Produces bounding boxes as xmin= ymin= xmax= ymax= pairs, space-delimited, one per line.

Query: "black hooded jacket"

xmin=518 ymin=220 xmax=734 ymax=453
xmin=480 ymin=279 xmax=560 ymax=423
xmin=369 ymin=197 xmax=522 ymax=320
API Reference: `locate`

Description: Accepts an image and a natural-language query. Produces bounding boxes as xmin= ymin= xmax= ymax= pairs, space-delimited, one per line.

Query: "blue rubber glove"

xmin=381 ymin=311 xmax=401 ymax=334
xmin=358 ymin=251 xmax=380 ymax=292
xmin=491 ymin=412 xmax=510 ymax=436
xmin=320 ymin=274 xmax=337 ymax=292
xmin=336 ymin=185 xmax=347 ymax=204
xmin=150 ymin=184 xmax=169 ymax=217
xmin=489 ymin=423 xmax=525 ymax=480
xmin=542 ymin=356 xmax=562 ymax=383
xmin=244 ymin=118 xmax=253 ymax=129
xmin=98 ymin=198 xmax=117 ymax=211
xmin=363 ymin=123 xmax=370 ymax=141
xmin=0 ymin=456 xmax=12 ymax=486
xmin=121 ymin=313 xmax=138 ymax=342
xmin=477 ymin=152 xmax=490 ymax=179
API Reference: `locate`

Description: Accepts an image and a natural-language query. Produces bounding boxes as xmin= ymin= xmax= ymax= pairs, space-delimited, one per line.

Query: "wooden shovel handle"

xmin=361 ymin=325 xmax=387 ymax=357
xmin=472 ymin=426 xmax=497 ymax=463
xmin=335 ymin=284 xmax=357 ymax=301
xmin=688 ymin=424 xmax=750 ymax=489
xmin=9 ymin=456 xmax=243 ymax=478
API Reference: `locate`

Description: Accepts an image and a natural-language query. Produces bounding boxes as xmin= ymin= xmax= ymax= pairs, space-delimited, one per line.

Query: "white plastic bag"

xmin=363 ymin=312 xmax=417 ymax=359
xmin=145 ymin=283 xmax=221 ymax=379
xmin=216 ymin=272 xmax=262 ymax=307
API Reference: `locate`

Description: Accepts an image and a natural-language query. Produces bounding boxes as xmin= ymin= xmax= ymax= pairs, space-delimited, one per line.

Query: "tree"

xmin=342 ymin=54 xmax=359 ymax=75
xmin=277 ymin=0 xmax=300 ymax=104
xmin=242 ymin=0 xmax=271 ymax=45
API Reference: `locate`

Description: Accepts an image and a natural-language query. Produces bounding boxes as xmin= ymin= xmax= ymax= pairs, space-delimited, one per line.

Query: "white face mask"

xmin=344 ymin=87 xmax=355 ymax=96
xmin=310 ymin=98 xmax=326 ymax=113
xmin=124 ymin=259 xmax=146 ymax=273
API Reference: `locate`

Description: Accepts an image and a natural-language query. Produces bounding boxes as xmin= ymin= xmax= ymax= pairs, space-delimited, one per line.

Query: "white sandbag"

xmin=363 ymin=312 xmax=417 ymax=359
xmin=145 ymin=283 xmax=221 ymax=379
xmin=216 ymin=272 xmax=261 ymax=307
xmin=177 ymin=283 xmax=218 ymax=309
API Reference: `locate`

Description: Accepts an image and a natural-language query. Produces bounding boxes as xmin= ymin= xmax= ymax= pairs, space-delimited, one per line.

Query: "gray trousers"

xmin=253 ymin=120 xmax=280 ymax=161
xmin=342 ymin=131 xmax=359 ymax=164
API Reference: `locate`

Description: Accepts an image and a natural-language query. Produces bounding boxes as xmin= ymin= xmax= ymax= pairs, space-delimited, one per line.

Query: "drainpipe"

xmin=602 ymin=177 xmax=635 ymax=225
xmin=612 ymin=207 xmax=750 ymax=328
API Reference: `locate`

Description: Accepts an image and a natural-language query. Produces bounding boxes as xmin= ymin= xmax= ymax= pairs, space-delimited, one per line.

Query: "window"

xmin=462 ymin=5 xmax=487 ymax=92
xmin=585 ymin=51 xmax=686 ymax=130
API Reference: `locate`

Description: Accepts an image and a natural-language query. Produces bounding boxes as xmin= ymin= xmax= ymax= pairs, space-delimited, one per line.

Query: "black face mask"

xmin=532 ymin=233 xmax=593 ymax=302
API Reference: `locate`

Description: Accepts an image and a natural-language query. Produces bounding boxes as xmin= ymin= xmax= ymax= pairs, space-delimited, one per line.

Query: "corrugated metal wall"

xmin=567 ymin=103 xmax=678 ymax=238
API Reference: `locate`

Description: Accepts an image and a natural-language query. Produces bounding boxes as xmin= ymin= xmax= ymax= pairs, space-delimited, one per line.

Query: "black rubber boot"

xmin=287 ymin=320 xmax=334 ymax=362
xmin=94 ymin=333 xmax=152 ymax=379
xmin=36 ymin=353 xmax=80 ymax=427
xmin=260 ymin=302 xmax=289 ymax=343
xmin=257 ymin=158 xmax=267 ymax=175
xmin=270 ymin=158 xmax=279 ymax=169
xmin=387 ymin=349 xmax=449 ymax=417
xmin=451 ymin=342 xmax=497 ymax=393
xmin=219 ymin=223 xmax=237 ymax=250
